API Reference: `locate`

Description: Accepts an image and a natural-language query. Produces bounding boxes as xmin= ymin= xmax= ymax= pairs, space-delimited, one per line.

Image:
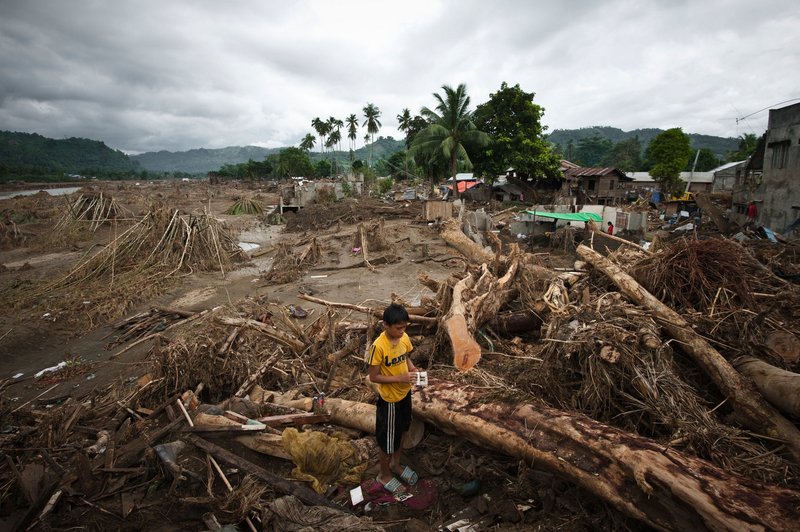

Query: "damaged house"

xmin=560 ymin=165 xmax=630 ymax=205
xmin=733 ymin=102 xmax=800 ymax=233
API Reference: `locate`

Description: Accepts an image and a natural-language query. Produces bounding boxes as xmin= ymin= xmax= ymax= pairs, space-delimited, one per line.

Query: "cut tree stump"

xmin=576 ymin=243 xmax=800 ymax=464
xmin=415 ymin=382 xmax=800 ymax=531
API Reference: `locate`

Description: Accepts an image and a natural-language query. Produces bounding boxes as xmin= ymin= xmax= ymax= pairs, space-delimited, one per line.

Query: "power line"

xmin=736 ymin=98 xmax=800 ymax=123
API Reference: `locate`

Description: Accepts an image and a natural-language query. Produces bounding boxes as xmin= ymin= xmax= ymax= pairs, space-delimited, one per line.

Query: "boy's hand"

xmin=406 ymin=371 xmax=418 ymax=383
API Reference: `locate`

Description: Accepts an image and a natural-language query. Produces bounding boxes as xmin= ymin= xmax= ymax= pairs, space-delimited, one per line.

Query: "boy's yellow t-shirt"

xmin=369 ymin=331 xmax=413 ymax=403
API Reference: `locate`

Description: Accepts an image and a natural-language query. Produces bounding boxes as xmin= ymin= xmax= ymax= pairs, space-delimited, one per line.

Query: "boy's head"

xmin=383 ymin=303 xmax=410 ymax=340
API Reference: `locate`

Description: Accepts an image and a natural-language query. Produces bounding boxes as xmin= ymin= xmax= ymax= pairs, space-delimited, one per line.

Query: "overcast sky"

xmin=1 ymin=0 xmax=798 ymax=154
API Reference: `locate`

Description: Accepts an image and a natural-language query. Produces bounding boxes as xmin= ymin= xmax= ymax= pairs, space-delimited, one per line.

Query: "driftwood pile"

xmin=3 ymin=206 xmax=248 ymax=328
xmin=2 ymin=207 xmax=800 ymax=531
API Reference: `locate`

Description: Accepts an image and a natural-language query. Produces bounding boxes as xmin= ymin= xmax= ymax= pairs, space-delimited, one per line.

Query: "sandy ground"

xmin=0 ymin=181 xmax=456 ymax=406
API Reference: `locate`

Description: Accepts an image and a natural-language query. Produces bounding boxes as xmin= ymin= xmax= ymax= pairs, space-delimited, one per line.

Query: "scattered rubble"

xmin=1 ymin=181 xmax=800 ymax=531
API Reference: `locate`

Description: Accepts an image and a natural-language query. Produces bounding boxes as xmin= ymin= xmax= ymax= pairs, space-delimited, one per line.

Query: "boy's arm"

xmin=369 ymin=363 xmax=412 ymax=383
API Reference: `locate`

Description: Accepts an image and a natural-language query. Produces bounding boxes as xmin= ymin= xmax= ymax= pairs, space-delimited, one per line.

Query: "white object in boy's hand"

xmin=415 ymin=371 xmax=428 ymax=386
xmin=350 ymin=486 xmax=364 ymax=505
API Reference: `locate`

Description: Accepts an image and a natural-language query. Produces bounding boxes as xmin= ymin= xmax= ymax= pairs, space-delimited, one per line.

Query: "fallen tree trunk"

xmin=577 ymin=244 xmax=800 ymax=464
xmin=440 ymin=218 xmax=494 ymax=265
xmin=260 ymin=389 xmax=424 ymax=449
xmin=695 ymin=192 xmax=736 ymax=234
xmin=734 ymin=356 xmax=800 ymax=417
xmin=444 ymin=271 xmax=482 ymax=371
xmin=415 ymin=382 xmax=800 ymax=531
xmin=297 ymin=294 xmax=437 ymax=326
xmin=589 ymin=227 xmax=653 ymax=254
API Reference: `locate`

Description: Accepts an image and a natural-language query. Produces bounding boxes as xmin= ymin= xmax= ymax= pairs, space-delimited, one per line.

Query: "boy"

xmin=368 ymin=303 xmax=420 ymax=494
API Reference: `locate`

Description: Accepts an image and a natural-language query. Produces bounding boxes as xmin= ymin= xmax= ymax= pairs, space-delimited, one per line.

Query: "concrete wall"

xmin=753 ymin=103 xmax=800 ymax=232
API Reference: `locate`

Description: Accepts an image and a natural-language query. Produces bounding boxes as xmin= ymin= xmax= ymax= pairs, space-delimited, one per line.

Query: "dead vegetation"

xmin=3 ymin=205 xmax=248 ymax=328
xmin=2 ymin=189 xmax=800 ymax=531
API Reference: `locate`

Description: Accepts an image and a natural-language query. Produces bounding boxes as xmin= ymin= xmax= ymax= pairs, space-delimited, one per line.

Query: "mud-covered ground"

xmin=1 ymin=180 xmax=631 ymax=531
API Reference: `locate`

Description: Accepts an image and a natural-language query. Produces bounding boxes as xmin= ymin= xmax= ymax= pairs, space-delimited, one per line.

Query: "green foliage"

xmin=548 ymin=126 xmax=738 ymax=165
xmin=602 ymin=137 xmax=642 ymax=172
xmin=340 ymin=180 xmax=352 ymax=197
xmin=377 ymin=177 xmax=394 ymax=195
xmin=692 ymin=148 xmax=722 ymax=172
xmin=727 ymin=133 xmax=759 ymax=162
xmin=274 ymin=147 xmax=314 ymax=178
xmin=225 ymin=197 xmax=264 ymax=215
xmin=299 ymin=133 xmax=316 ymax=152
xmin=646 ymin=128 xmax=692 ymax=196
xmin=314 ymin=159 xmax=332 ymax=178
xmin=362 ymin=103 xmax=382 ymax=167
xmin=0 ymin=130 xmax=140 ymax=179
xmin=575 ymin=136 xmax=614 ymax=167
xmin=384 ymin=150 xmax=417 ymax=180
xmin=411 ymin=83 xmax=489 ymax=194
xmin=133 ymin=145 xmax=278 ymax=173
xmin=403 ymin=116 xmax=430 ymax=150
xmin=215 ymin=158 xmax=273 ymax=180
xmin=472 ymin=82 xmax=560 ymax=181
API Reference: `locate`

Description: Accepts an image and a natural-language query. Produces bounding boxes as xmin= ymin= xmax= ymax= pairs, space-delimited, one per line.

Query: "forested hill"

xmin=132 ymin=145 xmax=279 ymax=173
xmin=546 ymin=126 xmax=739 ymax=158
xmin=132 ymin=137 xmax=406 ymax=173
xmin=0 ymin=131 xmax=139 ymax=177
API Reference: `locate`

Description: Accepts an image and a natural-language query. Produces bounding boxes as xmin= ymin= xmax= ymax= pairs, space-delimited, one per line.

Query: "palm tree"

xmin=362 ymin=103 xmax=382 ymax=167
xmin=299 ymin=133 xmax=316 ymax=152
xmin=411 ymin=83 xmax=489 ymax=198
xmin=327 ymin=117 xmax=344 ymax=172
xmin=345 ymin=114 xmax=359 ymax=162
xmin=397 ymin=108 xmax=412 ymax=136
xmin=311 ymin=117 xmax=329 ymax=155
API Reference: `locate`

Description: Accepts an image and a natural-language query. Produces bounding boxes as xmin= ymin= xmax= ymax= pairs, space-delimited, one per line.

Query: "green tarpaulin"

xmin=524 ymin=210 xmax=602 ymax=222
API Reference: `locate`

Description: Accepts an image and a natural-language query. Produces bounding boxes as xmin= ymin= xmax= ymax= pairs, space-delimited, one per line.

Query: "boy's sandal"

xmin=397 ymin=465 xmax=419 ymax=485
xmin=379 ymin=476 xmax=405 ymax=494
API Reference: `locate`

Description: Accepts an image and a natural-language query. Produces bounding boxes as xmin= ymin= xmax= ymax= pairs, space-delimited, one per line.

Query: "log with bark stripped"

xmin=415 ymin=382 xmax=800 ymax=531
xmin=734 ymin=355 xmax=800 ymax=417
xmin=577 ymin=244 xmax=800 ymax=464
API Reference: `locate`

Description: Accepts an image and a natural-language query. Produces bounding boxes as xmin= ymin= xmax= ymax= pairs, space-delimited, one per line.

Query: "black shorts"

xmin=375 ymin=391 xmax=412 ymax=454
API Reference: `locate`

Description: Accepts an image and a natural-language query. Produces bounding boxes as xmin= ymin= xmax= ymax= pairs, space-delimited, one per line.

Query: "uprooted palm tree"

xmin=411 ymin=83 xmax=489 ymax=199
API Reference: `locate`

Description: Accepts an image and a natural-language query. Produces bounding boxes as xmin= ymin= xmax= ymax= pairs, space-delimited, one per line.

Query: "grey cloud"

xmin=0 ymin=0 xmax=797 ymax=153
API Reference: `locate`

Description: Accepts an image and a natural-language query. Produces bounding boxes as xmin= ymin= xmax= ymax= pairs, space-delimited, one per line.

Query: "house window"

xmin=769 ymin=141 xmax=790 ymax=169
xmin=588 ymin=180 xmax=595 ymax=191
xmin=608 ymin=180 xmax=615 ymax=190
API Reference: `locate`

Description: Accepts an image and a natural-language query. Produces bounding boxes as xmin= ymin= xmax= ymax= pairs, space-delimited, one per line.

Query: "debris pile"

xmin=2 ymin=199 xmax=800 ymax=531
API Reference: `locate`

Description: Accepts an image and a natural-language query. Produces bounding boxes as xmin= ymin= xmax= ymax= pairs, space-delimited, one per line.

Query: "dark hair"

xmin=383 ymin=303 xmax=409 ymax=325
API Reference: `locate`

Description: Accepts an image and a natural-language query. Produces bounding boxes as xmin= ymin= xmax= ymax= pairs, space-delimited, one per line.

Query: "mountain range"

xmin=1 ymin=127 xmax=742 ymax=177
xmin=546 ymin=126 xmax=739 ymax=158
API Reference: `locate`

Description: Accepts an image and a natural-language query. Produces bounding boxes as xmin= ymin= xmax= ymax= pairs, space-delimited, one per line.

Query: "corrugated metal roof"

xmin=564 ymin=166 xmax=630 ymax=179
xmin=624 ymin=171 xmax=715 ymax=183
xmin=710 ymin=160 xmax=745 ymax=173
